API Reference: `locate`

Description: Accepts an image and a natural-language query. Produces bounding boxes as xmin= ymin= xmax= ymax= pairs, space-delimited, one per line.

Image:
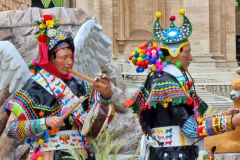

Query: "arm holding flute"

xmin=5 ymin=41 xmax=114 ymax=142
xmin=2 ymin=16 xmax=117 ymax=159
xmin=45 ymin=69 xmax=113 ymax=130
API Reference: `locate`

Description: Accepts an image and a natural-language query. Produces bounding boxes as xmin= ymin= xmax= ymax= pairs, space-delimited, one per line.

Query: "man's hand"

xmin=225 ymin=108 xmax=239 ymax=115
xmin=46 ymin=116 xmax=65 ymax=128
xmin=93 ymin=74 xmax=112 ymax=99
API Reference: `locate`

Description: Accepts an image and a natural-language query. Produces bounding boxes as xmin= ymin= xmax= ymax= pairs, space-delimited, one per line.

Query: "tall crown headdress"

xmin=128 ymin=9 xmax=192 ymax=73
xmin=153 ymin=9 xmax=192 ymax=57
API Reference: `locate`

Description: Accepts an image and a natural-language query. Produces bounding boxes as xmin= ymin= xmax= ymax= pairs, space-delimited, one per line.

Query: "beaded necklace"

xmin=39 ymin=72 xmax=67 ymax=106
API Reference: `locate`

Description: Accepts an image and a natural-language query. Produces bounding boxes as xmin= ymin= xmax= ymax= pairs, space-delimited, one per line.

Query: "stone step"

xmin=189 ymin=67 xmax=234 ymax=72
xmin=190 ymin=62 xmax=216 ymax=67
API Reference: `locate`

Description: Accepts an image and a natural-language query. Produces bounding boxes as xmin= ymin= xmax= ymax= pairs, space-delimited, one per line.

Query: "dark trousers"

xmin=149 ymin=145 xmax=198 ymax=160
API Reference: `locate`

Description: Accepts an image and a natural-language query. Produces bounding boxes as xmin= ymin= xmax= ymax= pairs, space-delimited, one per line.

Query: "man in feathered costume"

xmin=3 ymin=14 xmax=114 ymax=159
xmin=125 ymin=9 xmax=240 ymax=160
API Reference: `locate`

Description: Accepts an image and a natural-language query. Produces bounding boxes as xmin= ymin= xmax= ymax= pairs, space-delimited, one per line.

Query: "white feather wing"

xmin=73 ymin=19 xmax=112 ymax=78
xmin=0 ymin=41 xmax=32 ymax=93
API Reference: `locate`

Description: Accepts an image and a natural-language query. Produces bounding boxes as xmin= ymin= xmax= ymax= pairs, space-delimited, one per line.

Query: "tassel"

xmin=124 ymin=98 xmax=134 ymax=107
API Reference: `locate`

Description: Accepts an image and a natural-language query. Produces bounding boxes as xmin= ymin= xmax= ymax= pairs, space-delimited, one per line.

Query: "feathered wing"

xmin=73 ymin=18 xmax=112 ymax=78
xmin=0 ymin=41 xmax=32 ymax=93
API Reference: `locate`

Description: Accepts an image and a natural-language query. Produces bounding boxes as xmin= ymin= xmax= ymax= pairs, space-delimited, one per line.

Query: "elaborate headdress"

xmin=128 ymin=9 xmax=192 ymax=73
xmin=153 ymin=9 xmax=192 ymax=57
xmin=34 ymin=14 xmax=74 ymax=79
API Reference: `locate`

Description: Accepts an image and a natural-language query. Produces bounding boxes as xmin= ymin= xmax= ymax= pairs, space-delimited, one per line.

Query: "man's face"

xmin=52 ymin=47 xmax=73 ymax=75
xmin=177 ymin=44 xmax=192 ymax=71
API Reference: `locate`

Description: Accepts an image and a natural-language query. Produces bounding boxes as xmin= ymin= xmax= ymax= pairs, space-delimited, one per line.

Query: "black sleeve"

xmin=169 ymin=104 xmax=193 ymax=128
xmin=139 ymin=109 xmax=152 ymax=134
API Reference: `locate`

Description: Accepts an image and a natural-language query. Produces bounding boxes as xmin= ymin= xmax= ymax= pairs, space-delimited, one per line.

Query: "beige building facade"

xmin=75 ymin=0 xmax=238 ymax=68
xmin=0 ymin=0 xmax=238 ymax=68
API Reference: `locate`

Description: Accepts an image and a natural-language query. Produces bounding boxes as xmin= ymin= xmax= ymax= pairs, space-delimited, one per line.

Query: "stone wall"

xmin=0 ymin=7 xmax=88 ymax=63
xmin=0 ymin=0 xmax=31 ymax=11
xmin=236 ymin=9 xmax=240 ymax=35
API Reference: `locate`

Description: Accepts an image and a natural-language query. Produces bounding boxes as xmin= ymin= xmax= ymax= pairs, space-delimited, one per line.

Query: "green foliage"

xmin=62 ymin=132 xmax=126 ymax=160
xmin=41 ymin=0 xmax=51 ymax=8
xmin=61 ymin=149 xmax=84 ymax=160
xmin=237 ymin=0 xmax=240 ymax=10
xmin=41 ymin=0 xmax=64 ymax=8
xmin=52 ymin=0 xmax=64 ymax=7
xmin=93 ymin=132 xmax=124 ymax=160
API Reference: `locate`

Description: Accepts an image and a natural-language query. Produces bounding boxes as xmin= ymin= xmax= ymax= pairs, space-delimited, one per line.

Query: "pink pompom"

xmin=36 ymin=151 xmax=43 ymax=157
xmin=151 ymin=49 xmax=156 ymax=54
xmin=159 ymin=65 xmax=164 ymax=70
xmin=31 ymin=153 xmax=37 ymax=160
xmin=146 ymin=52 xmax=151 ymax=56
xmin=152 ymin=53 xmax=157 ymax=58
xmin=32 ymin=59 xmax=37 ymax=66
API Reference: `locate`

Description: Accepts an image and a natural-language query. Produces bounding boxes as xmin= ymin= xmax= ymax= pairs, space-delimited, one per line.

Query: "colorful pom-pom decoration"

xmin=179 ymin=9 xmax=185 ymax=15
xmin=28 ymin=59 xmax=40 ymax=74
xmin=169 ymin=16 xmax=176 ymax=21
xmin=128 ymin=42 xmax=172 ymax=73
xmin=175 ymin=61 xmax=182 ymax=68
xmin=187 ymin=81 xmax=193 ymax=88
xmin=25 ymin=138 xmax=31 ymax=144
xmin=38 ymin=138 xmax=44 ymax=145
xmin=36 ymin=151 xmax=43 ymax=157
xmin=31 ymin=153 xmax=37 ymax=160
xmin=155 ymin=12 xmax=162 ymax=18
xmin=37 ymin=157 xmax=43 ymax=160
xmin=186 ymin=97 xmax=193 ymax=105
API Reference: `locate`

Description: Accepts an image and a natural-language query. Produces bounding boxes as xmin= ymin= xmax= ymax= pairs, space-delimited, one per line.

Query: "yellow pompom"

xmin=163 ymin=103 xmax=168 ymax=108
xmin=155 ymin=11 xmax=162 ymax=18
xmin=197 ymin=117 xmax=203 ymax=124
xmin=151 ymin=65 xmax=156 ymax=72
xmin=37 ymin=157 xmax=43 ymax=160
xmin=38 ymin=139 xmax=44 ymax=145
xmin=153 ymin=43 xmax=158 ymax=48
xmin=137 ymin=57 xmax=143 ymax=62
xmin=131 ymin=51 xmax=135 ymax=56
xmin=179 ymin=9 xmax=185 ymax=15
xmin=137 ymin=48 xmax=141 ymax=53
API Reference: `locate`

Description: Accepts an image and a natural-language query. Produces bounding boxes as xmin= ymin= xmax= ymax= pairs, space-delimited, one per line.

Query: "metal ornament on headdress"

xmin=48 ymin=30 xmax=74 ymax=53
xmin=153 ymin=9 xmax=192 ymax=57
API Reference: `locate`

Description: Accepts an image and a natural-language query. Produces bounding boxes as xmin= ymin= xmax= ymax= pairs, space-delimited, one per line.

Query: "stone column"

xmin=182 ymin=0 xmax=216 ymax=67
xmin=209 ymin=0 xmax=226 ymax=67
xmin=224 ymin=0 xmax=238 ymax=67
xmin=183 ymin=0 xmax=210 ymax=54
xmin=93 ymin=0 xmax=101 ymax=23
xmin=100 ymin=0 xmax=113 ymax=51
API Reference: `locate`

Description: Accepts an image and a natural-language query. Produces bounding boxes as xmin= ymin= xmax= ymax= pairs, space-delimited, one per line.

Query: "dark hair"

xmin=161 ymin=48 xmax=170 ymax=56
xmin=48 ymin=40 xmax=74 ymax=60
xmin=180 ymin=47 xmax=183 ymax=52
